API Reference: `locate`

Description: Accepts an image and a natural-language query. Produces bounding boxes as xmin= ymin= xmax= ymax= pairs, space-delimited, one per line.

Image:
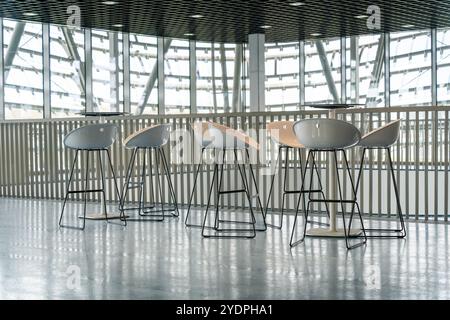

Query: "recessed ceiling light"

xmin=190 ymin=14 xmax=204 ymax=18
xmin=102 ymin=1 xmax=118 ymax=5
xmin=112 ymin=24 xmax=123 ymax=28
xmin=260 ymin=25 xmax=272 ymax=29
xmin=402 ymin=24 xmax=415 ymax=28
xmin=355 ymin=15 xmax=369 ymax=19
xmin=310 ymin=33 xmax=322 ymax=37
xmin=184 ymin=33 xmax=195 ymax=36
xmin=23 ymin=12 xmax=38 ymax=17
xmin=289 ymin=2 xmax=305 ymax=6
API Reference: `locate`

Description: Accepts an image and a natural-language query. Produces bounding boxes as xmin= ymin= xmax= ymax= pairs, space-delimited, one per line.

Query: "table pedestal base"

xmin=306 ymin=228 xmax=362 ymax=238
xmin=78 ymin=213 xmax=128 ymax=220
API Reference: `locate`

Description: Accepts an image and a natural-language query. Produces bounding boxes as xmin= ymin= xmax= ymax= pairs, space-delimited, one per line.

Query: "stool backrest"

xmin=191 ymin=122 xmax=212 ymax=148
xmin=293 ymin=118 xmax=361 ymax=150
xmin=64 ymin=123 xmax=118 ymax=150
xmin=124 ymin=123 xmax=171 ymax=148
xmin=359 ymin=120 xmax=401 ymax=148
xmin=207 ymin=122 xmax=259 ymax=150
xmin=266 ymin=121 xmax=303 ymax=148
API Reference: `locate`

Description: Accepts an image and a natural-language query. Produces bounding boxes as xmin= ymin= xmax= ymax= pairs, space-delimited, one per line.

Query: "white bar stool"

xmin=350 ymin=119 xmax=406 ymax=238
xmin=201 ymin=122 xmax=266 ymax=238
xmin=59 ymin=123 xmax=122 ymax=230
xmin=120 ymin=123 xmax=179 ymax=221
xmin=185 ymin=121 xmax=213 ymax=227
xmin=265 ymin=121 xmax=330 ymax=229
xmin=290 ymin=118 xmax=367 ymax=250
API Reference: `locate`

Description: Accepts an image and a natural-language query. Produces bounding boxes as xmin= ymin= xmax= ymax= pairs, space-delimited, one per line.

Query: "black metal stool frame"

xmin=120 ymin=146 xmax=179 ymax=222
xmin=201 ymin=148 xmax=266 ymax=239
xmin=348 ymin=147 xmax=406 ymax=239
xmin=265 ymin=145 xmax=330 ymax=229
xmin=290 ymin=149 xmax=368 ymax=250
xmin=59 ymin=148 xmax=123 ymax=230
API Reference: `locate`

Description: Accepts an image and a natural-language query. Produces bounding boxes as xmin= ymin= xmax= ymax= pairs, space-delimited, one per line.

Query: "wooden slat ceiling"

xmin=0 ymin=0 xmax=449 ymax=43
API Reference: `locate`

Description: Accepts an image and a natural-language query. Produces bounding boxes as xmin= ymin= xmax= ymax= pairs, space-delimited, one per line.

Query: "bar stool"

xmin=185 ymin=121 xmax=213 ymax=227
xmin=290 ymin=119 xmax=367 ymax=249
xmin=120 ymin=123 xmax=179 ymax=221
xmin=265 ymin=121 xmax=329 ymax=229
xmin=349 ymin=119 xmax=406 ymax=238
xmin=59 ymin=123 xmax=122 ymax=230
xmin=201 ymin=121 xmax=266 ymax=238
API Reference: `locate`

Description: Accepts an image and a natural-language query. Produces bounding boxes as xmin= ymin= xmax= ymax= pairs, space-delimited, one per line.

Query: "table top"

xmin=306 ymin=104 xmax=365 ymax=110
xmin=78 ymin=111 xmax=129 ymax=117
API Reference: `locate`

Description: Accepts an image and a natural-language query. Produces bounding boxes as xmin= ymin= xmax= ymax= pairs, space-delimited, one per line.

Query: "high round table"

xmin=305 ymin=104 xmax=364 ymax=237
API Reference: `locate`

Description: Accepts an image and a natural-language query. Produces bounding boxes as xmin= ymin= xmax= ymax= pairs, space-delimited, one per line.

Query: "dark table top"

xmin=78 ymin=111 xmax=129 ymax=117
xmin=306 ymin=104 xmax=365 ymax=110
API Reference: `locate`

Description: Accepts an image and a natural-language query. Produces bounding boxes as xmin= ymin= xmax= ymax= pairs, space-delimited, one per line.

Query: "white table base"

xmin=306 ymin=228 xmax=362 ymax=237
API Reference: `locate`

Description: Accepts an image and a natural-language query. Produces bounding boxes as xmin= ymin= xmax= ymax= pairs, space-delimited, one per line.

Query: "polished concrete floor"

xmin=0 ymin=197 xmax=449 ymax=300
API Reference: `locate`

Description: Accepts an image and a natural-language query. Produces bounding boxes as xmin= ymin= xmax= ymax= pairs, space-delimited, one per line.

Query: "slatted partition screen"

xmin=0 ymin=106 xmax=449 ymax=222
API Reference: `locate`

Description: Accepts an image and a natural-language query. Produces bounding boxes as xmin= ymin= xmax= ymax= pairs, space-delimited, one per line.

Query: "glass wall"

xmin=265 ymin=42 xmax=300 ymax=112
xmin=164 ymin=39 xmax=190 ymax=115
xmin=196 ymin=42 xmax=246 ymax=113
xmin=3 ymin=20 xmax=43 ymax=119
xmin=390 ymin=30 xmax=432 ymax=107
xmin=304 ymin=38 xmax=341 ymax=105
xmin=0 ymin=17 xmax=447 ymax=120
xmin=50 ymin=26 xmax=85 ymax=118
xmin=91 ymin=29 xmax=124 ymax=112
xmin=346 ymin=34 xmax=385 ymax=107
xmin=437 ymin=28 xmax=450 ymax=105
xmin=129 ymin=33 xmax=158 ymax=115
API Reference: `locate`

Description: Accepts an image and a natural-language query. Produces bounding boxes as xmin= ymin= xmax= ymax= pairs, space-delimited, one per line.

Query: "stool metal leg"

xmin=202 ymin=149 xmax=257 ymax=239
xmin=59 ymin=149 xmax=79 ymax=229
xmin=185 ymin=148 xmax=205 ymax=227
xmin=105 ymin=149 xmax=126 ymax=225
xmin=265 ymin=146 xmax=281 ymax=228
xmin=290 ymin=150 xmax=312 ymax=247
xmin=81 ymin=151 xmax=90 ymax=230
xmin=119 ymin=148 xmax=138 ymax=216
xmin=334 ymin=150 xmax=367 ymax=250
xmin=245 ymin=149 xmax=266 ymax=231
xmin=160 ymin=148 xmax=179 ymax=217
xmin=97 ymin=150 xmax=108 ymax=223
xmin=349 ymin=147 xmax=406 ymax=238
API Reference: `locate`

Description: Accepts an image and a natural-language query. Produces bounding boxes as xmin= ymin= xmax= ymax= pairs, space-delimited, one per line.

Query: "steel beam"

xmin=299 ymin=41 xmax=305 ymax=107
xmin=43 ymin=24 xmax=51 ymax=118
xmin=366 ymin=35 xmax=385 ymax=106
xmin=249 ymin=33 xmax=265 ymax=112
xmin=109 ymin=32 xmax=120 ymax=112
xmin=315 ymin=40 xmax=339 ymax=103
xmin=219 ymin=43 xmax=230 ymax=112
xmin=211 ymin=43 xmax=218 ymax=112
xmin=0 ymin=18 xmax=4 ymax=120
xmin=4 ymin=21 xmax=25 ymax=80
xmin=137 ymin=38 xmax=171 ymax=115
xmin=232 ymin=44 xmax=243 ymax=112
xmin=189 ymin=40 xmax=197 ymax=114
xmin=61 ymin=27 xmax=86 ymax=93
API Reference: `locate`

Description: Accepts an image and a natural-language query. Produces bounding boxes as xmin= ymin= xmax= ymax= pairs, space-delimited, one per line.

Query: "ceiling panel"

xmin=0 ymin=0 xmax=448 ymax=43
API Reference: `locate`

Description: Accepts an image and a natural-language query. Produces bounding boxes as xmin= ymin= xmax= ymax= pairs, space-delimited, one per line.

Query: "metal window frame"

xmin=123 ymin=32 xmax=131 ymax=114
xmin=157 ymin=37 xmax=165 ymax=115
xmin=0 ymin=18 xmax=4 ymax=120
xmin=85 ymin=29 xmax=93 ymax=112
xmin=0 ymin=16 xmax=444 ymax=118
xmin=189 ymin=40 xmax=196 ymax=114
xmin=43 ymin=23 xmax=51 ymax=119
